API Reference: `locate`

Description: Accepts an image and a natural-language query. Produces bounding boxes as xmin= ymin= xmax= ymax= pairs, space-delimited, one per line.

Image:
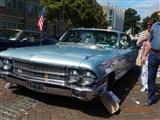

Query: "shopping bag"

xmin=136 ymin=56 xmax=141 ymax=66
xmin=100 ymin=91 xmax=120 ymax=114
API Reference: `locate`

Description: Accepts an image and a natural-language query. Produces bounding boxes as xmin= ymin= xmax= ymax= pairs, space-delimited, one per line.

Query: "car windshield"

xmin=0 ymin=29 xmax=21 ymax=41
xmin=60 ymin=30 xmax=118 ymax=48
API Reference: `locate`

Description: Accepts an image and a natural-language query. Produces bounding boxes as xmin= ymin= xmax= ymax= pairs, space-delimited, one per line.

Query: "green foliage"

xmin=150 ymin=12 xmax=158 ymax=22
xmin=41 ymin=0 xmax=108 ymax=29
xmin=124 ymin=8 xmax=141 ymax=34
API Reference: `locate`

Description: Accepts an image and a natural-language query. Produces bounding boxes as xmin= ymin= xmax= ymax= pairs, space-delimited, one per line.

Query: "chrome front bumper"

xmin=1 ymin=71 xmax=108 ymax=101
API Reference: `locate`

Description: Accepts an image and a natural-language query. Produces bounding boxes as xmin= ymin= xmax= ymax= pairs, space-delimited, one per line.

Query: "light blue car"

xmin=0 ymin=28 xmax=138 ymax=101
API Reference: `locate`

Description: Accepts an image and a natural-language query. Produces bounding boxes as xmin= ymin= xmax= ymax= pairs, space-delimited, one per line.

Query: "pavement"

xmin=0 ymin=66 xmax=160 ymax=120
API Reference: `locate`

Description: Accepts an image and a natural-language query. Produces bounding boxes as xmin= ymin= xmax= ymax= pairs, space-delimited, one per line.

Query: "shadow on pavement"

xmin=111 ymin=65 xmax=140 ymax=105
xmin=12 ymin=66 xmax=140 ymax=118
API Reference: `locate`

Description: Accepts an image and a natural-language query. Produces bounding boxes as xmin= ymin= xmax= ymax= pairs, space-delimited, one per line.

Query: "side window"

xmin=119 ymin=34 xmax=130 ymax=49
xmin=61 ymin=31 xmax=80 ymax=42
xmin=69 ymin=32 xmax=77 ymax=41
xmin=20 ymin=32 xmax=38 ymax=42
xmin=32 ymin=33 xmax=41 ymax=42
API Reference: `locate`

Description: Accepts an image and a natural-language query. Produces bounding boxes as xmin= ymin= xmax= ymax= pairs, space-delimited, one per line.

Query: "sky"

xmin=97 ymin=0 xmax=160 ymax=20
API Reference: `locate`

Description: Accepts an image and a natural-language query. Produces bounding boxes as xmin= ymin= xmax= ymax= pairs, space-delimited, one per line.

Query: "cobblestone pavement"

xmin=0 ymin=66 xmax=160 ymax=120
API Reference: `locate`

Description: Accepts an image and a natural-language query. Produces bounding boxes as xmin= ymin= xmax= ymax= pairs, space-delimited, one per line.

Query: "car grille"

xmin=12 ymin=60 xmax=68 ymax=81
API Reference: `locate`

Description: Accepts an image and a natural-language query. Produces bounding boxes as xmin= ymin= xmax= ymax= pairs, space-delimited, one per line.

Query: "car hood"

xmin=0 ymin=42 xmax=118 ymax=67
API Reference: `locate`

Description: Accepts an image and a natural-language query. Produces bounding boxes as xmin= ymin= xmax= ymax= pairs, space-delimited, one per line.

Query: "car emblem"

xmin=17 ymin=69 xmax=22 ymax=73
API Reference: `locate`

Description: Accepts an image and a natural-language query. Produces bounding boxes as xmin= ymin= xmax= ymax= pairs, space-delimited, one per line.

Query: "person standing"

xmin=136 ymin=20 xmax=153 ymax=92
xmin=142 ymin=11 xmax=160 ymax=106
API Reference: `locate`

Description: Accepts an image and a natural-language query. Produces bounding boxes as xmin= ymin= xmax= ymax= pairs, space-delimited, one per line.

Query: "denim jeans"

xmin=148 ymin=51 xmax=160 ymax=101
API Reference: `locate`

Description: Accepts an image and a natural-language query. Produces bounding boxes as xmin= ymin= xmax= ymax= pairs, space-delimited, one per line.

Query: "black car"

xmin=0 ymin=28 xmax=58 ymax=51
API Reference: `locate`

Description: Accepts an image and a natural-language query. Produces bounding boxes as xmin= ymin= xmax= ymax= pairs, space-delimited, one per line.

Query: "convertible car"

xmin=0 ymin=28 xmax=138 ymax=101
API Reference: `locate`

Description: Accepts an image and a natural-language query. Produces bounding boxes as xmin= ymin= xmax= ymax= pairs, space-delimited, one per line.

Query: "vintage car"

xmin=0 ymin=28 xmax=57 ymax=51
xmin=0 ymin=28 xmax=138 ymax=101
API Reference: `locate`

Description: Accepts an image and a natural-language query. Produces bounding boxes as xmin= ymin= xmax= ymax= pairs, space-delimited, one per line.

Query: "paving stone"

xmin=124 ymin=106 xmax=152 ymax=113
xmin=0 ymin=96 xmax=40 ymax=120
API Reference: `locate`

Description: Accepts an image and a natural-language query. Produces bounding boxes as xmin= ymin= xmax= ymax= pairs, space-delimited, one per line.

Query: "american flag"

xmin=37 ymin=7 xmax=45 ymax=31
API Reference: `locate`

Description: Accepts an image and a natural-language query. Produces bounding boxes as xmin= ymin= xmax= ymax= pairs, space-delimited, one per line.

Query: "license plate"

xmin=26 ymin=81 xmax=44 ymax=91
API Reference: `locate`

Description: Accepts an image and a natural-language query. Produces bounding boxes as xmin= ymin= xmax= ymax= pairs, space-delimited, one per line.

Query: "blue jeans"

xmin=148 ymin=51 xmax=160 ymax=101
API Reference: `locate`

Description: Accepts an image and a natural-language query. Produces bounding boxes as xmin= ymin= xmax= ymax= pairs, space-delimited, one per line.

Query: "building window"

xmin=17 ymin=0 xmax=25 ymax=17
xmin=28 ymin=2 xmax=34 ymax=13
xmin=13 ymin=0 xmax=16 ymax=8
xmin=6 ymin=0 xmax=12 ymax=7
xmin=109 ymin=20 xmax=112 ymax=26
xmin=109 ymin=9 xmax=113 ymax=16
xmin=5 ymin=0 xmax=16 ymax=8
xmin=18 ymin=0 xmax=23 ymax=10
xmin=0 ymin=0 xmax=5 ymax=7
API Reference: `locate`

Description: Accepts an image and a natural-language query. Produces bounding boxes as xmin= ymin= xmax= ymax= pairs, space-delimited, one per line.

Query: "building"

xmin=102 ymin=4 xmax=124 ymax=31
xmin=0 ymin=0 xmax=40 ymax=31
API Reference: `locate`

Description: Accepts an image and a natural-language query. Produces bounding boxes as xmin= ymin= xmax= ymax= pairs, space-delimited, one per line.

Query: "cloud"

xmin=133 ymin=0 xmax=158 ymax=19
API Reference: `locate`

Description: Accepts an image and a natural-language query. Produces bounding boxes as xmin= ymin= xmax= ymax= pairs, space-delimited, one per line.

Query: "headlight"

xmin=81 ymin=71 xmax=96 ymax=86
xmin=69 ymin=70 xmax=80 ymax=83
xmin=3 ymin=59 xmax=12 ymax=70
xmin=0 ymin=59 xmax=3 ymax=68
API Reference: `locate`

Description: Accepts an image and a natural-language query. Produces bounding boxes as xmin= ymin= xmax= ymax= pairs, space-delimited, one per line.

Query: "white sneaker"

xmin=140 ymin=87 xmax=147 ymax=92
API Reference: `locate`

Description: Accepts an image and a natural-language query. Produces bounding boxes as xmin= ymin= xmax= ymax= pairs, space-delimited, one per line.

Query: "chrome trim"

xmin=1 ymin=70 xmax=108 ymax=101
xmin=13 ymin=60 xmax=67 ymax=74
xmin=13 ymin=68 xmax=67 ymax=82
xmin=12 ymin=60 xmax=68 ymax=82
xmin=13 ymin=66 xmax=66 ymax=76
xmin=12 ymin=73 xmax=66 ymax=86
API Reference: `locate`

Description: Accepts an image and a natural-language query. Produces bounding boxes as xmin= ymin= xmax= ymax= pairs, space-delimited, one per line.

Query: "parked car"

xmin=0 ymin=28 xmax=138 ymax=101
xmin=0 ymin=28 xmax=57 ymax=51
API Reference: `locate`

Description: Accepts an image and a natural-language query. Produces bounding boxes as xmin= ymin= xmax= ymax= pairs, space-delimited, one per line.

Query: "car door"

xmin=119 ymin=34 xmax=136 ymax=70
xmin=113 ymin=34 xmax=132 ymax=79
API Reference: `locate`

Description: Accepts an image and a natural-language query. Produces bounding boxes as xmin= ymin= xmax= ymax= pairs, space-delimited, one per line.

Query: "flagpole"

xmin=40 ymin=31 xmax=43 ymax=46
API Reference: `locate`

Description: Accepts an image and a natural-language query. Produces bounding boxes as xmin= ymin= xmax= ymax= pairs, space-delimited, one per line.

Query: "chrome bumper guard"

xmin=0 ymin=71 xmax=108 ymax=101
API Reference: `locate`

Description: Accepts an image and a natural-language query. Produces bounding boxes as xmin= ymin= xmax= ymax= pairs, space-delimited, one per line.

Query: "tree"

xmin=124 ymin=8 xmax=141 ymax=34
xmin=41 ymin=0 xmax=108 ymax=30
xmin=150 ymin=11 xmax=159 ymax=23
xmin=142 ymin=11 xmax=158 ymax=30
